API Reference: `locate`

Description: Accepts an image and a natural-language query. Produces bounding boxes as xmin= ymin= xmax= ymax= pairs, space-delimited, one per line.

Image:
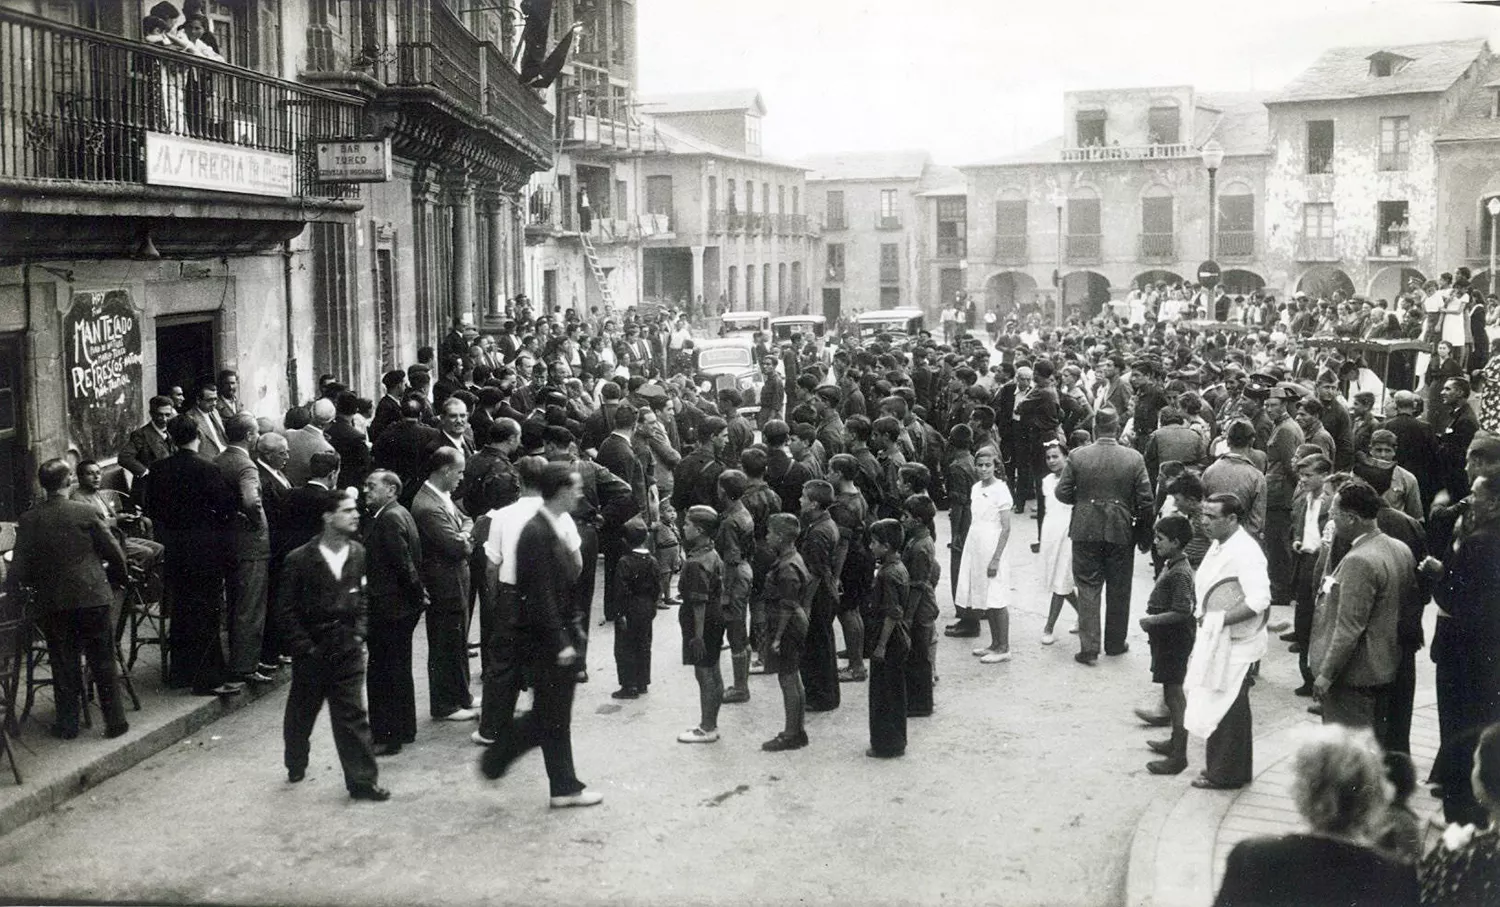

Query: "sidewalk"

xmin=1126 ymin=700 xmax=1442 ymax=907
xmin=0 ymin=659 xmax=289 ymax=838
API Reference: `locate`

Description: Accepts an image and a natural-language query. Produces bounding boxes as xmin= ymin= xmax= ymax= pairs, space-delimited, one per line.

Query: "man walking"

xmin=1055 ymin=409 xmax=1152 ymax=665
xmin=217 ymin=413 xmax=273 ymax=684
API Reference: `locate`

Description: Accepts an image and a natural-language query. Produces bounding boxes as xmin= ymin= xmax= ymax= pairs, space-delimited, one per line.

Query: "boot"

xmin=1147 ymin=728 xmax=1188 ymax=775
xmin=723 ymin=650 xmax=751 ymax=704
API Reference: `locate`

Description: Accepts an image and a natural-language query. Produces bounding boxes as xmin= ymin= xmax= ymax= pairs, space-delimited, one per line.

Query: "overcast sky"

xmin=635 ymin=0 xmax=1500 ymax=166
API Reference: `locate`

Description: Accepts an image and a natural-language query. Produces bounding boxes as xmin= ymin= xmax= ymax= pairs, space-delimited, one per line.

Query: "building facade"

xmin=0 ymin=0 xmax=551 ymax=519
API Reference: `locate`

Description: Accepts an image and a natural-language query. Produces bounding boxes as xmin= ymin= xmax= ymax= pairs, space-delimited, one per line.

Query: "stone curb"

xmin=0 ymin=674 xmax=286 ymax=838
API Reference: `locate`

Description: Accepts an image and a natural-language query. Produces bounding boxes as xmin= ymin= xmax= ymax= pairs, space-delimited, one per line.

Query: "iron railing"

xmin=1370 ymin=233 xmax=1415 ymax=259
xmin=1218 ymin=230 xmax=1255 ymax=258
xmin=1061 ymin=142 xmax=1192 ymax=162
xmin=936 ymin=237 xmax=966 ymax=258
xmin=1066 ymin=233 xmax=1101 ymax=263
xmin=0 ymin=8 xmax=361 ymax=198
xmin=876 ymin=214 xmax=902 ymax=230
xmin=1139 ymin=232 xmax=1174 ymax=259
xmin=996 ymin=234 xmax=1027 ymax=263
xmin=707 ymin=210 xmax=725 ymax=233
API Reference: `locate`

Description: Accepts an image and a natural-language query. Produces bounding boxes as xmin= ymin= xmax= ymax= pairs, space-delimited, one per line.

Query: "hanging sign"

xmin=315 ymin=138 xmax=393 ymax=182
xmin=64 ymin=289 xmax=143 ymax=459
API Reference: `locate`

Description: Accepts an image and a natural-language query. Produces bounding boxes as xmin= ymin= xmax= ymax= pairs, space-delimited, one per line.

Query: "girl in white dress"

xmin=1038 ymin=441 xmax=1077 ymax=645
xmin=954 ymin=447 xmax=1013 ymax=663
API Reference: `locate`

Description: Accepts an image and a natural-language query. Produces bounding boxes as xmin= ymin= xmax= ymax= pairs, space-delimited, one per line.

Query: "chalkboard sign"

xmin=64 ymin=289 xmax=143 ymax=460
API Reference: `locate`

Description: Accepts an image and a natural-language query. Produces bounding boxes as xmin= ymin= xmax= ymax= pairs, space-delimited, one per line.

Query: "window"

xmin=1141 ymin=194 xmax=1173 ymax=257
xmin=1076 ymin=109 xmax=1106 ymax=147
xmin=745 ymin=181 xmax=754 ymax=213
xmin=1369 ymin=53 xmax=1410 ymax=77
xmin=1379 ymin=116 xmax=1410 ymax=171
xmin=763 ymin=266 xmax=770 ymax=308
xmin=1067 ymin=197 xmax=1102 ymax=262
xmin=1307 ymin=120 xmax=1334 ymax=174
xmin=996 ymin=199 xmax=1027 ymax=261
xmin=777 ymin=185 xmax=785 ymax=215
xmin=1377 ymin=200 xmax=1411 ymax=255
xmin=826 ymin=243 xmax=845 ymax=281
xmin=557 ymin=174 xmax=573 ymax=229
xmin=1218 ymin=192 xmax=1255 ymax=256
xmin=728 ymin=266 xmax=737 ymax=305
xmin=645 ymin=176 xmax=672 ymax=216
xmin=746 ymin=265 xmax=756 ymax=306
xmin=762 ymin=184 xmax=770 ymax=219
xmin=880 ymin=287 xmax=901 ymax=307
xmin=879 ymin=189 xmax=900 ymax=228
xmin=610 ymin=0 xmax=627 ymax=57
xmin=1300 ymin=203 xmax=1336 ymax=259
xmin=707 ymin=176 xmax=718 ymax=213
xmin=778 ymin=263 xmax=786 ymax=307
xmin=936 ymin=197 xmax=966 ymax=258
xmin=1373 ymin=57 xmax=1394 ymax=76
xmin=727 ymin=179 xmax=737 ymax=214
xmin=792 ymin=186 xmax=800 ymax=214
xmin=1147 ymin=106 xmax=1180 ymax=145
xmin=746 ymin=117 xmax=762 ymax=154
xmin=826 ymin=190 xmax=846 ymax=230
xmin=880 ymin=243 xmax=900 ymax=283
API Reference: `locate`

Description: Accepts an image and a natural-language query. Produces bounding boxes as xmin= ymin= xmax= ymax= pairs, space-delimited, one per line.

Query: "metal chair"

xmin=117 ymin=564 xmax=167 ymax=682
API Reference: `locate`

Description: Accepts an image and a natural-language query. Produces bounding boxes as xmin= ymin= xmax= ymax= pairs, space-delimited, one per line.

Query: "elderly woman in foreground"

xmin=1421 ymin=722 xmax=1500 ymax=905
xmin=1213 ymin=725 xmax=1417 ymax=907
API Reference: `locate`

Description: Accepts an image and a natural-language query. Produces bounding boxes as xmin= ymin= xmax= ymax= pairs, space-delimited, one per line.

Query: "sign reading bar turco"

xmin=145 ymin=132 xmax=295 ymax=197
xmin=315 ymin=138 xmax=392 ymax=182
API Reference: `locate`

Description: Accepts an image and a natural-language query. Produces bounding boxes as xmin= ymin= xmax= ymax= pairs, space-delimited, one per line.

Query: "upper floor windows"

xmin=1379 ymin=116 xmax=1410 ymax=171
xmin=1306 ymin=120 xmax=1334 ymax=174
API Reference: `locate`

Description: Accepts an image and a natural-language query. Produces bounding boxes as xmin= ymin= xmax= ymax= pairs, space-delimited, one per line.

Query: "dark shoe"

xmin=1074 ymin=652 xmax=1097 ymax=667
xmin=1278 ymin=632 xmax=1298 ymax=642
xmin=105 ymin=722 xmax=130 ymax=739
xmin=807 ymin=701 xmax=839 ymax=713
xmin=866 ymin=747 xmax=904 ymax=758
xmin=1308 ymin=704 xmax=1323 ymax=716
xmin=372 ymin=742 xmax=403 ymax=757
xmin=1148 ymin=757 xmax=1189 ymax=775
xmin=1293 ymin=684 xmax=1315 ymax=697
xmin=1288 ymin=643 xmax=1305 ymax=654
xmin=838 ymin=667 xmax=868 ymax=683
xmin=611 ymin=688 xmax=639 ymax=700
xmin=479 ymin=744 xmax=510 ymax=780
xmin=761 ymin=730 xmax=809 ymax=752
xmin=288 ymin=768 xmax=305 ymax=783
xmin=1147 ymin=738 xmax=1175 ymax=755
xmin=241 ymin=670 xmax=275 ymax=684
xmin=722 ymin=687 xmax=749 ymax=704
xmin=1191 ymin=776 xmax=1245 ymax=791
xmin=1029 ymin=542 xmax=1041 ymax=554
xmin=49 ymin=725 xmax=79 ymax=740
xmin=907 ymin=709 xmax=933 ymax=718
xmin=1135 ymin=708 xmax=1172 ymax=727
xmin=1106 ymin=644 xmax=1130 ymax=656
xmin=1012 ymin=503 xmax=1026 ymax=514
xmin=348 ymin=783 xmax=392 ymax=802
xmin=213 ymin=682 xmax=246 ymax=696
xmin=943 ymin=622 xmax=981 ymax=638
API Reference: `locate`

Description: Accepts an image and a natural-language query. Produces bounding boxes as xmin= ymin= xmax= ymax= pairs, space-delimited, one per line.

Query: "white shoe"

xmin=677 ymin=727 xmax=720 ymax=744
xmin=437 ymin=708 xmax=478 ymax=721
xmin=471 ymin=730 xmax=496 ymax=746
xmin=972 ymin=645 xmax=993 ymax=657
xmin=1041 ymin=633 xmax=1055 ymax=646
xmin=980 ymin=651 xmax=1012 ymax=664
xmin=550 ymin=790 xmax=604 ymax=809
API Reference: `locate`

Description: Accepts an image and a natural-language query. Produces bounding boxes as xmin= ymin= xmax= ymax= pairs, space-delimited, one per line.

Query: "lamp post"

xmin=1201 ymin=139 xmax=1225 ymax=261
xmin=1488 ymin=196 xmax=1500 ymax=296
xmin=1050 ymin=188 xmax=1067 ymax=327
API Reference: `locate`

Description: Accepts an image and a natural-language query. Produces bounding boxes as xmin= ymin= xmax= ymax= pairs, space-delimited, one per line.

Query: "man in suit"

xmin=286 ymin=398 xmax=338 ymax=487
xmin=1380 ymin=390 xmax=1440 ymax=511
xmin=369 ymin=370 xmax=408 ymax=443
xmin=436 ymin=396 xmax=476 ymax=460
xmin=1089 ymin=354 xmax=1132 ymax=430
xmin=327 ymin=392 xmax=372 ymax=491
xmin=479 ymin=462 xmax=601 ymax=808
xmin=141 ymin=414 xmax=239 ymax=695
xmin=1437 ymin=377 xmax=1480 ymax=501
xmin=280 ymin=451 xmax=343 ymax=556
xmin=216 ymin=413 xmax=274 ymax=684
xmin=371 ymin=394 xmax=445 ymax=497
xmin=185 ymin=378 xmax=229 ymax=459
xmin=616 ymin=323 xmax=651 ymax=376
xmin=215 ymin=369 xmax=246 ymax=421
xmin=1055 ymin=408 xmax=1153 ymax=665
xmin=1310 ymin=482 xmax=1416 ymax=754
xmin=581 ymin=382 xmax=623 ymax=453
xmin=596 ymin=403 xmax=651 ymax=617
xmin=255 ymin=432 xmax=294 ymax=669
xmin=361 ymin=469 xmax=426 ymax=756
xmin=1263 ymin=386 xmax=1306 ymax=609
xmin=7 ymin=458 xmax=130 ymax=739
xmin=757 ymin=357 xmax=785 ymax=429
xmin=118 ymin=395 xmax=177 ymax=485
xmin=413 ymin=447 xmax=477 ymax=721
xmin=279 ymin=488 xmax=389 ymax=801
xmin=1288 ymin=453 xmax=1333 ymax=694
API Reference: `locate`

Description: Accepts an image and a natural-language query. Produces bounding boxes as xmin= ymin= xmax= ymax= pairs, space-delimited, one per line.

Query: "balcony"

xmin=708 ymin=210 xmax=726 ymax=234
xmin=728 ymin=212 xmax=746 ymax=233
xmin=1218 ymin=230 xmax=1255 ymax=258
xmin=1368 ymin=232 xmax=1415 ymax=261
xmin=789 ymin=213 xmax=810 ymax=235
xmin=1296 ymin=237 xmax=1339 ymax=261
xmin=824 ymin=215 xmax=848 ymax=232
xmin=640 ymin=211 xmax=672 ymax=238
xmin=995 ymin=234 xmax=1028 ymax=264
xmin=876 ymin=214 xmax=902 ymax=230
xmin=556 ymin=83 xmax=664 ymax=156
xmin=1060 ymin=142 xmax=1192 ymax=162
xmin=0 ymin=9 xmax=361 ymax=201
xmin=1139 ymin=232 xmax=1174 ymax=260
xmin=1307 ymin=148 xmax=1334 ymax=175
xmin=936 ymin=237 xmax=966 ymax=259
xmin=1378 ymin=151 xmax=1409 ymax=172
xmin=1066 ymin=233 xmax=1101 ymax=263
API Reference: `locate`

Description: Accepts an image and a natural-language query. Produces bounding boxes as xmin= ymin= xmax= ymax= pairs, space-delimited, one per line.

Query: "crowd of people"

xmin=7 ymin=268 xmax=1500 ymax=897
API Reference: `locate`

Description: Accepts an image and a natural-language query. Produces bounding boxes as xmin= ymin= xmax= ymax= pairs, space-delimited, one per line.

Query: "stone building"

xmin=0 ymin=0 xmax=552 ymax=519
xmin=636 ymin=90 xmax=815 ymax=318
xmin=1435 ymin=46 xmax=1500 ymax=291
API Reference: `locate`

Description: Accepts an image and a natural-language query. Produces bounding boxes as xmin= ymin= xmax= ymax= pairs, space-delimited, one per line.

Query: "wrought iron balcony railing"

xmin=936 ymin=237 xmax=966 ymax=258
xmin=1139 ymin=232 xmax=1174 ymax=260
xmin=1066 ymin=233 xmax=1101 ymax=263
xmin=1218 ymin=230 xmax=1255 ymax=258
xmin=995 ymin=234 xmax=1027 ymax=263
xmin=1061 ymin=142 xmax=1192 ymax=162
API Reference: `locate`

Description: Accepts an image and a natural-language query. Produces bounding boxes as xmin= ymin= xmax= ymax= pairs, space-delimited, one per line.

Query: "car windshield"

xmin=699 ymin=347 xmax=752 ymax=370
xmin=721 ymin=316 xmax=762 ymax=333
xmin=859 ymin=318 xmax=912 ymax=335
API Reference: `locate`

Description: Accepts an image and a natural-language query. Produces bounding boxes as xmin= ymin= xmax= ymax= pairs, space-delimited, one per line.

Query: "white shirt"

xmin=318 ymin=541 xmax=350 ymax=578
xmin=1194 ymin=526 xmax=1271 ymax=665
xmin=1299 ymin=494 xmax=1323 ymax=553
xmin=484 ymin=497 xmax=544 ymax=583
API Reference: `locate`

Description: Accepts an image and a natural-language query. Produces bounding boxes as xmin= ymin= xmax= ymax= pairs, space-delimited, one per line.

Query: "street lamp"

xmin=1488 ymin=196 xmax=1500 ymax=296
xmin=1201 ymin=139 xmax=1224 ymax=261
xmin=1049 ymin=188 xmax=1067 ymax=327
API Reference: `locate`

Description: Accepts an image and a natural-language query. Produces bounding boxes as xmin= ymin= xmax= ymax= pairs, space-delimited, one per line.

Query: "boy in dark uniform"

xmin=900 ymin=494 xmax=940 ymax=717
xmin=611 ymin=517 xmax=659 ymax=700
xmin=716 ymin=470 xmax=755 ymax=700
xmin=828 ymin=454 xmax=870 ymax=683
xmin=866 ymin=518 xmax=910 ymax=758
xmin=762 ymin=512 xmax=812 ymax=751
xmin=677 ymin=506 xmax=725 ymax=744
xmin=1139 ymin=514 xmax=1197 ymax=776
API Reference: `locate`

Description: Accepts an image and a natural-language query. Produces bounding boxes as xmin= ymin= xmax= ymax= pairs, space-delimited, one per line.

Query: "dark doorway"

xmin=0 ymin=333 xmax=29 ymax=521
xmin=822 ymin=288 xmax=841 ymax=325
xmin=155 ymin=315 xmax=217 ymax=401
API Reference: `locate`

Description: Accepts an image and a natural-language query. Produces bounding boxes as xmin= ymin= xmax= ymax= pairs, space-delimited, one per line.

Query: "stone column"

xmin=690 ymin=244 xmax=705 ymax=313
xmin=480 ymin=185 xmax=505 ymax=321
xmin=447 ymin=170 xmax=476 ymax=325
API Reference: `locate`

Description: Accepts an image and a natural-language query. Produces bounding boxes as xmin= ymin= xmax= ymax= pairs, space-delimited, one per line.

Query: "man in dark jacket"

xmin=361 ymin=469 xmax=425 ymax=756
xmin=118 ymin=395 xmax=176 ymax=488
xmin=412 ymin=447 xmax=476 ymax=721
xmin=217 ymin=413 xmax=272 ymax=684
xmin=1380 ymin=390 xmax=1441 ymax=511
xmin=327 ymin=391 xmax=373 ymax=490
xmin=279 ymin=488 xmax=388 ymax=800
xmin=371 ymin=394 xmax=446 ymax=503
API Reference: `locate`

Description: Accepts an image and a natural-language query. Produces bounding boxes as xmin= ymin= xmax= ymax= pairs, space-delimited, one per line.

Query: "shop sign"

xmin=315 ymin=138 xmax=393 ymax=182
xmin=64 ymin=290 xmax=143 ymax=459
xmin=145 ymin=132 xmax=295 ymax=197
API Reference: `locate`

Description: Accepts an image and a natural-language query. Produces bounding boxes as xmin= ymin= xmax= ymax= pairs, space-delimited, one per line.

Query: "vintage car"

xmin=719 ymin=309 xmax=772 ymax=338
xmin=852 ymin=307 xmax=926 ymax=345
xmin=692 ymin=338 xmax=764 ymax=413
xmin=770 ymin=315 xmax=827 ymax=343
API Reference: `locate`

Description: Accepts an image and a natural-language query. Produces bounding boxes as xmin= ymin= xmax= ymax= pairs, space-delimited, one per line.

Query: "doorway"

xmin=0 ymin=333 xmax=28 ymax=521
xmin=822 ymin=288 xmax=841 ymax=324
xmin=155 ymin=315 xmax=217 ymax=399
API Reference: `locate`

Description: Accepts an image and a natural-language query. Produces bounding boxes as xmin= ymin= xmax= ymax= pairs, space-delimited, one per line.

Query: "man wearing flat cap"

xmin=1263 ymin=385 xmax=1305 ymax=610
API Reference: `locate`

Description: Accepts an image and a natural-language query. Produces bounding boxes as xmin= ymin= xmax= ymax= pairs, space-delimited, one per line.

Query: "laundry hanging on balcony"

xmin=519 ymin=0 xmax=581 ymax=90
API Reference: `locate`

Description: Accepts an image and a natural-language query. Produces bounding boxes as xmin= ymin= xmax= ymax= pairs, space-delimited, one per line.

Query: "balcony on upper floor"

xmin=1061 ymin=142 xmax=1193 ymax=163
xmin=936 ymin=237 xmax=966 ymax=259
xmin=875 ymin=213 xmax=902 ymax=231
xmin=995 ymin=234 xmax=1028 ymax=265
xmin=1066 ymin=233 xmax=1101 ymax=264
xmin=556 ymin=79 xmax=664 ymax=157
xmin=707 ymin=209 xmax=726 ymax=234
xmin=1139 ymin=232 xmax=1174 ymax=261
xmin=0 ymin=8 xmax=361 ymax=204
xmin=1368 ymin=230 xmax=1415 ymax=261
xmin=1297 ymin=236 xmax=1340 ymax=262
xmin=1218 ymin=230 xmax=1255 ymax=259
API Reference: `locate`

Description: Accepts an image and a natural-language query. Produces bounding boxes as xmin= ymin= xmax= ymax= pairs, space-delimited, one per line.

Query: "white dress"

xmin=954 ymin=479 xmax=1014 ymax=611
xmin=1039 ymin=473 xmax=1075 ymax=595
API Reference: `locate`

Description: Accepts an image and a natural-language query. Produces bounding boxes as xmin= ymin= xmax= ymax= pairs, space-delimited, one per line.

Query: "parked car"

xmin=852 ymin=308 xmax=926 ymax=345
xmin=770 ymin=315 xmax=826 ymax=343
xmin=692 ymin=338 xmax=764 ymax=414
xmin=719 ymin=310 xmax=771 ymax=338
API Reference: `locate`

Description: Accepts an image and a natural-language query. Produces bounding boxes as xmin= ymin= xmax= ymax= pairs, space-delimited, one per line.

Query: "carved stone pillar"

xmin=480 ymin=185 xmax=506 ymax=321
xmin=447 ymin=170 xmax=477 ymax=325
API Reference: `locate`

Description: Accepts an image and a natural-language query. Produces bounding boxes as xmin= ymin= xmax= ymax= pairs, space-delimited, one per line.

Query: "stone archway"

xmin=1296 ymin=266 xmax=1356 ymax=301
xmin=1367 ymin=266 xmax=1424 ymax=304
xmin=1221 ymin=269 xmax=1266 ymax=297
xmin=984 ymin=270 xmax=1039 ymax=322
xmin=1132 ymin=269 xmax=1183 ymax=290
xmin=1062 ymin=270 xmax=1112 ymax=320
